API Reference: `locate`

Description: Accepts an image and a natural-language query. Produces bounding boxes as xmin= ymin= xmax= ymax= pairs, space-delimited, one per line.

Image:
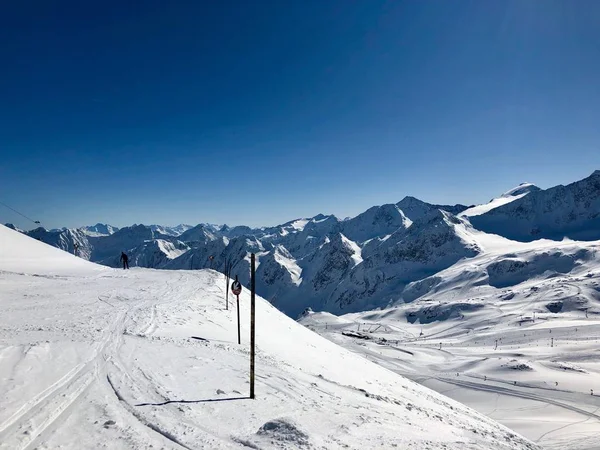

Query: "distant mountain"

xmin=82 ymin=223 xmax=119 ymax=237
xmin=88 ymin=224 xmax=174 ymax=261
xmin=341 ymin=204 xmax=410 ymax=243
xmin=396 ymin=196 xmax=468 ymax=221
xmin=470 ymin=170 xmax=600 ymax=241
xmin=178 ymin=224 xmax=219 ymax=244
xmin=460 ymin=183 xmax=540 ymax=218
xmin=4 ymin=223 xmax=22 ymax=233
xmin=325 ymin=210 xmax=480 ymax=314
xmin=99 ymin=239 xmax=189 ymax=268
xmin=149 ymin=224 xmax=193 ymax=236
xmin=20 ymin=170 xmax=600 ymax=320
xmin=25 ymin=227 xmax=93 ymax=260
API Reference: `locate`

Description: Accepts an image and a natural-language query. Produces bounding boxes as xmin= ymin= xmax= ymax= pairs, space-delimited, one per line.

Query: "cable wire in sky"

xmin=0 ymin=200 xmax=41 ymax=225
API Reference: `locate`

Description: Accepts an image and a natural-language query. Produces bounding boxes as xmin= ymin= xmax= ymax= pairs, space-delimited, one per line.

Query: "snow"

xmin=301 ymin=225 xmax=600 ymax=449
xmin=0 ymin=223 xmax=536 ymax=449
xmin=272 ymin=245 xmax=302 ymax=286
xmin=290 ymin=219 xmax=309 ymax=231
xmin=340 ymin=234 xmax=363 ymax=267
xmin=0 ymin=224 xmax=103 ymax=276
xmin=460 ymin=183 xmax=540 ymax=218
xmin=460 ymin=193 xmax=529 ymax=218
xmin=470 ymin=170 xmax=600 ymax=241
xmin=156 ymin=239 xmax=189 ymax=259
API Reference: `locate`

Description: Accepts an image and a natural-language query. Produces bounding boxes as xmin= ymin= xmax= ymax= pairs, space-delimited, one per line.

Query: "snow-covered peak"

xmin=178 ymin=224 xmax=218 ymax=243
xmin=149 ymin=224 xmax=193 ymax=236
xmin=461 ymin=183 xmax=541 ymax=218
xmin=470 ymin=169 xmax=600 ymax=241
xmin=342 ymin=204 xmax=410 ymax=243
xmin=396 ymin=196 xmax=468 ymax=221
xmin=501 ymin=182 xmax=541 ymax=198
xmin=82 ymin=223 xmax=119 ymax=237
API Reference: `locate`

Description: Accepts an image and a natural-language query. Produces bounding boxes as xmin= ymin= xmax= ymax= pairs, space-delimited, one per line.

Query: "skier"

xmin=120 ymin=251 xmax=129 ymax=270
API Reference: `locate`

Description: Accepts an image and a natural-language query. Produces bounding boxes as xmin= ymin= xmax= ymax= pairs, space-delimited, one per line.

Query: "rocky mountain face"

xmin=15 ymin=170 xmax=600 ymax=318
xmin=324 ymin=210 xmax=481 ymax=315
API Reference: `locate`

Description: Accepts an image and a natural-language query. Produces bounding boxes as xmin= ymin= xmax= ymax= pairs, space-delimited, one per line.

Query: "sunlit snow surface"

xmin=301 ymin=223 xmax=600 ymax=450
xmin=0 ymin=224 xmax=534 ymax=449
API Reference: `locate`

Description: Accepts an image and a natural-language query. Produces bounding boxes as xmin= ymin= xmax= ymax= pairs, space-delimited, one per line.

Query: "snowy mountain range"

xmin=0 ymin=222 xmax=537 ymax=449
xmin=8 ymin=170 xmax=600 ymax=318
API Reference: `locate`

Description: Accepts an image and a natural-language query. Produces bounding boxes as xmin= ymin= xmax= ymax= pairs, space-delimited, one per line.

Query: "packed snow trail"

xmin=0 ymin=224 xmax=536 ymax=449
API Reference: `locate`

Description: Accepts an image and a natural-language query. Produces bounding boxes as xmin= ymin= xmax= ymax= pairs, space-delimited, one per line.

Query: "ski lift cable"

xmin=0 ymin=200 xmax=41 ymax=225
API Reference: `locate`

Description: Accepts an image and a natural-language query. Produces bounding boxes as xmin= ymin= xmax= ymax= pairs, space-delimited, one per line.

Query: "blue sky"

xmin=1 ymin=1 xmax=600 ymax=230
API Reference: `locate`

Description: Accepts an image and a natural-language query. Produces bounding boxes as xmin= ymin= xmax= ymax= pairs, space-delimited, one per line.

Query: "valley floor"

xmin=302 ymin=272 xmax=600 ymax=449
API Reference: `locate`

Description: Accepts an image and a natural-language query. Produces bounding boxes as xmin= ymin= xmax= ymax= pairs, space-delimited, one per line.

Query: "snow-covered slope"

xmin=0 ymin=223 xmax=535 ymax=449
xmin=301 ymin=222 xmax=600 ymax=449
xmin=470 ymin=171 xmax=600 ymax=241
xmin=0 ymin=224 xmax=102 ymax=275
xmin=461 ymin=183 xmax=540 ymax=217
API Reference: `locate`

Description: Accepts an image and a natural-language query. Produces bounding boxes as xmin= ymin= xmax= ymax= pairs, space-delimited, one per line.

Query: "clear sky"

xmin=1 ymin=1 xmax=600 ymax=230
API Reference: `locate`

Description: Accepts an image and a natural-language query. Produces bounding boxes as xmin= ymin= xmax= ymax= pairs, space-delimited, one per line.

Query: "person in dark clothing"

xmin=120 ymin=252 xmax=129 ymax=269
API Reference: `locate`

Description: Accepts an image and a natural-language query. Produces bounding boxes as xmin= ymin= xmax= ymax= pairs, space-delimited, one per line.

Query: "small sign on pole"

xmin=231 ymin=276 xmax=242 ymax=344
xmin=231 ymin=277 xmax=242 ymax=296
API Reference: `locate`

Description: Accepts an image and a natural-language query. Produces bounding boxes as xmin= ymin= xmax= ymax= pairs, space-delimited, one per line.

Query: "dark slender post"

xmin=237 ymin=294 xmax=241 ymax=344
xmin=225 ymin=264 xmax=229 ymax=310
xmin=250 ymin=253 xmax=256 ymax=399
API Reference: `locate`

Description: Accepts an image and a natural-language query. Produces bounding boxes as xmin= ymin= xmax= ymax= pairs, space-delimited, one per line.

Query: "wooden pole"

xmin=237 ymin=294 xmax=241 ymax=344
xmin=250 ymin=253 xmax=256 ymax=399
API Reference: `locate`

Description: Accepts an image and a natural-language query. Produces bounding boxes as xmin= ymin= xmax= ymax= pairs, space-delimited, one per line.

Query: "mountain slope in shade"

xmin=470 ymin=170 xmax=600 ymax=241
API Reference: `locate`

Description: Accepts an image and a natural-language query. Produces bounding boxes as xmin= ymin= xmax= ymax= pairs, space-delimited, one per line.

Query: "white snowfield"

xmin=301 ymin=223 xmax=600 ymax=449
xmin=0 ymin=224 xmax=535 ymax=449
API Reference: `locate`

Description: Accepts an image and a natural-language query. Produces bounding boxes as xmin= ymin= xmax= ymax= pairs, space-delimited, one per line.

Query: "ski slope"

xmin=0 ymin=224 xmax=535 ymax=449
xmin=301 ymin=224 xmax=600 ymax=449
